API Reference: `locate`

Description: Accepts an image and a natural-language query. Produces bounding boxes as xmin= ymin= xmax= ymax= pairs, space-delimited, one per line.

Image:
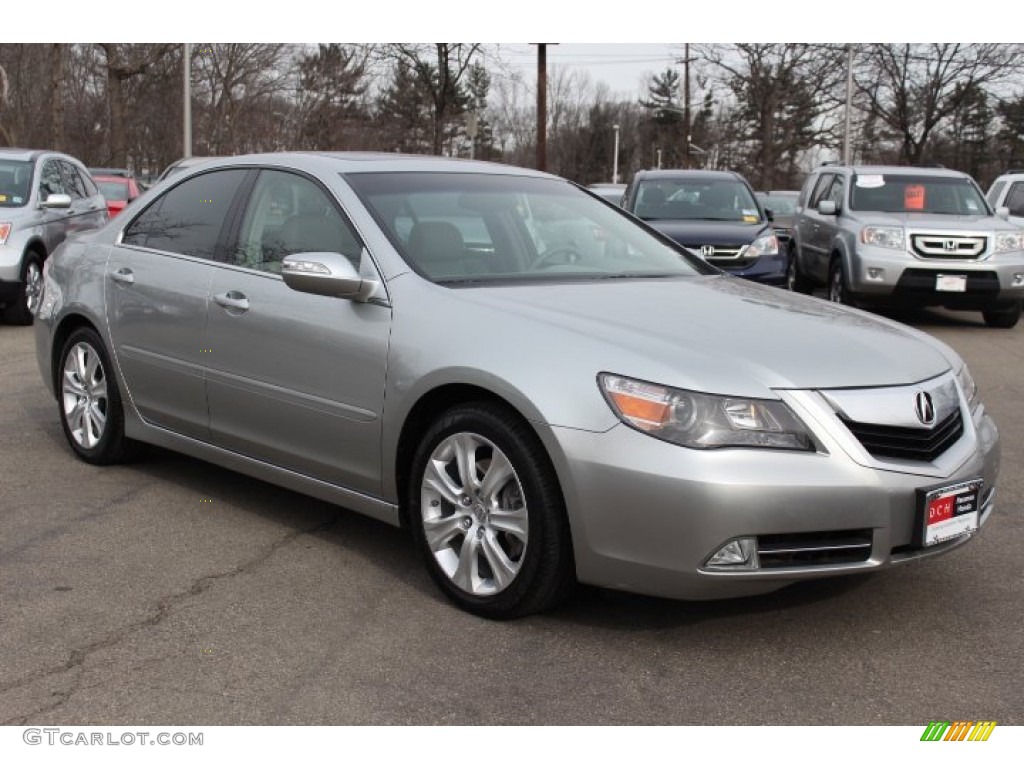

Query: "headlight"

xmin=994 ymin=231 xmax=1024 ymax=254
xmin=860 ymin=226 xmax=904 ymax=249
xmin=0 ymin=222 xmax=11 ymax=245
xmin=745 ymin=232 xmax=779 ymax=258
xmin=956 ymin=364 xmax=980 ymax=411
xmin=599 ymin=373 xmax=814 ymax=451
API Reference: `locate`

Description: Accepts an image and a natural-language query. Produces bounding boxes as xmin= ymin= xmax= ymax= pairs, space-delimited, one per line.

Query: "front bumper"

xmin=717 ymin=252 xmax=787 ymax=286
xmin=849 ymin=245 xmax=1024 ymax=307
xmin=550 ymin=405 xmax=999 ymax=601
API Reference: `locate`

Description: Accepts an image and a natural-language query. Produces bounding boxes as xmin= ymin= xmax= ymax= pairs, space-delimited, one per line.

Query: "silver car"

xmin=1 ymin=148 xmax=108 ymax=324
xmin=33 ymin=153 xmax=1000 ymax=618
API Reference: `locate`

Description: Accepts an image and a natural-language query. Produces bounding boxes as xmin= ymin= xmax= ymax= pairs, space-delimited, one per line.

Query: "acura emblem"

xmin=701 ymin=245 xmax=715 ymax=257
xmin=914 ymin=391 xmax=936 ymax=426
xmin=943 ymin=239 xmax=958 ymax=252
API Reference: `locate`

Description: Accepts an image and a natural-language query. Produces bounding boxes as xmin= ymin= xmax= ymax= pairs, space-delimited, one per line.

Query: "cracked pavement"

xmin=1 ymin=310 xmax=1022 ymax=725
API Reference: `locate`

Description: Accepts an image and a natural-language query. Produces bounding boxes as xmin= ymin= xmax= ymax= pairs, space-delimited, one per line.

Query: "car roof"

xmin=758 ymin=190 xmax=798 ymax=196
xmin=633 ymin=169 xmax=743 ymax=182
xmin=827 ymin=165 xmax=971 ymax=179
xmin=89 ymin=167 xmax=134 ymax=178
xmin=172 ymin=151 xmax=557 ymax=179
xmin=93 ymin=174 xmax=131 ymax=182
xmin=0 ymin=148 xmax=46 ymax=162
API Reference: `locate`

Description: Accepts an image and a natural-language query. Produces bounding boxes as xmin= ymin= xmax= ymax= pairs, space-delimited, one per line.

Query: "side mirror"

xmin=40 ymin=193 xmax=72 ymax=210
xmin=997 ymin=206 xmax=1010 ymax=220
xmin=282 ymin=251 xmax=377 ymax=302
xmin=764 ymin=207 xmax=774 ymax=222
xmin=817 ymin=200 xmax=838 ymax=216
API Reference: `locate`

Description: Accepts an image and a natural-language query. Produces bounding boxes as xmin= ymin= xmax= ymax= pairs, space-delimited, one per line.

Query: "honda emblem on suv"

xmin=914 ymin=391 xmax=936 ymax=426
xmin=943 ymin=239 xmax=958 ymax=252
xmin=701 ymin=245 xmax=715 ymax=258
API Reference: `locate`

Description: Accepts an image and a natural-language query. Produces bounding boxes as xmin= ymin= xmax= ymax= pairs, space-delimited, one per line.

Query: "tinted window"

xmin=122 ymin=169 xmax=247 ymax=259
xmin=231 ymin=169 xmax=363 ymax=273
xmin=808 ymin=173 xmax=835 ymax=207
xmin=1005 ymin=182 xmax=1024 ymax=217
xmin=59 ymin=161 xmax=87 ymax=199
xmin=986 ymin=180 xmax=1006 ymax=207
xmin=39 ymin=160 xmax=66 ymax=198
xmin=850 ymin=174 xmax=989 ymax=215
xmin=346 ymin=172 xmax=714 ymax=283
xmin=0 ymin=160 xmax=32 ymax=208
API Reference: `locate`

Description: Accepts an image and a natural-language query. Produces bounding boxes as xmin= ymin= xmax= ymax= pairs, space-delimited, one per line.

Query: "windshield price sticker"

xmin=921 ymin=479 xmax=981 ymax=546
xmin=855 ymin=175 xmax=885 ymax=188
xmin=904 ymin=184 xmax=926 ymax=210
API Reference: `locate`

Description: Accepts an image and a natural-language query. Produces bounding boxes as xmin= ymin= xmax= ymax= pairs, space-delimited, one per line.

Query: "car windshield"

xmin=634 ymin=178 xmax=762 ymax=223
xmin=850 ymin=174 xmax=990 ymax=215
xmin=759 ymin=194 xmax=797 ymax=214
xmin=96 ymin=179 xmax=129 ymax=201
xmin=0 ymin=160 xmax=32 ymax=208
xmin=345 ymin=172 xmax=714 ymax=284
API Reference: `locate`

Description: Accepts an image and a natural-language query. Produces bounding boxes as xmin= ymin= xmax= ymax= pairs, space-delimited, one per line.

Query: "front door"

xmin=205 ymin=169 xmax=391 ymax=495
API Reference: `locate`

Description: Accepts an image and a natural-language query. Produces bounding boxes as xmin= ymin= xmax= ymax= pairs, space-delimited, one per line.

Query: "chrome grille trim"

xmin=911 ymin=234 xmax=986 ymax=259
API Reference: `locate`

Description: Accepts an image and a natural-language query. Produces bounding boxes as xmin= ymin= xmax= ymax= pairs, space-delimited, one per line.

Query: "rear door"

xmin=205 ymin=168 xmax=391 ymax=495
xmin=106 ymin=168 xmax=250 ymax=440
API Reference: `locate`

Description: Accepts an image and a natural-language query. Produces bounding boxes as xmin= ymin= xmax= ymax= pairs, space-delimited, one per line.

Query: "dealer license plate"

xmin=920 ymin=479 xmax=981 ymax=546
xmin=936 ymin=275 xmax=967 ymax=292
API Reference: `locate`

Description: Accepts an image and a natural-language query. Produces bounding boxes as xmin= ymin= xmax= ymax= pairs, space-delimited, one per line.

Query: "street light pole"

xmin=612 ymin=124 xmax=620 ymax=184
xmin=183 ymin=43 xmax=192 ymax=159
xmin=843 ymin=44 xmax=853 ymax=165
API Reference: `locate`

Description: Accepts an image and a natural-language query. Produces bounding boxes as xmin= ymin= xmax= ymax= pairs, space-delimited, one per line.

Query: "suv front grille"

xmin=687 ymin=244 xmax=756 ymax=269
xmin=841 ymin=409 xmax=964 ymax=462
xmin=910 ymin=234 xmax=986 ymax=259
xmin=757 ymin=529 xmax=873 ymax=568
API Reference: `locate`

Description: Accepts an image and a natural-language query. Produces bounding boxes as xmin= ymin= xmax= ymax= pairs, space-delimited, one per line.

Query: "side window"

xmin=797 ymin=174 xmax=816 ymax=208
xmin=77 ymin=167 xmax=100 ymax=197
xmin=59 ymin=161 xmax=87 ymax=199
xmin=231 ymin=169 xmax=362 ymax=273
xmin=986 ymin=180 xmax=1006 ymax=207
xmin=39 ymin=160 xmax=66 ymax=199
xmin=1005 ymin=182 xmax=1024 ymax=217
xmin=827 ymin=176 xmax=845 ymax=207
xmin=808 ymin=173 xmax=834 ymax=208
xmin=122 ymin=169 xmax=247 ymax=260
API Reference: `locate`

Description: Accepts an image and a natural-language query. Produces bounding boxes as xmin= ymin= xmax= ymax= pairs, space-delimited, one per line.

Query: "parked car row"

xmin=30 ymin=152 xmax=1001 ymax=619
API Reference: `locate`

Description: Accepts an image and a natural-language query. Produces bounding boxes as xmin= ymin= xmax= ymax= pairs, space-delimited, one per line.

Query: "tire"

xmin=982 ymin=300 xmax=1021 ymax=329
xmin=3 ymin=251 xmax=43 ymax=325
xmin=786 ymin=243 xmax=813 ymax=294
xmin=408 ymin=401 xmax=575 ymax=619
xmin=828 ymin=257 xmax=856 ymax=306
xmin=57 ymin=327 xmax=141 ymax=465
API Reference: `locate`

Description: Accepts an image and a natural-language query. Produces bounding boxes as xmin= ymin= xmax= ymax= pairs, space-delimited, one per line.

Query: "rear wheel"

xmin=982 ymin=300 xmax=1021 ymax=329
xmin=409 ymin=401 xmax=575 ymax=619
xmin=3 ymin=251 xmax=43 ymax=325
xmin=57 ymin=327 xmax=141 ymax=464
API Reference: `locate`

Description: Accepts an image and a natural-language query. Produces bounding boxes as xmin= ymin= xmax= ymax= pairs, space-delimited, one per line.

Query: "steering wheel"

xmin=530 ymin=246 xmax=583 ymax=270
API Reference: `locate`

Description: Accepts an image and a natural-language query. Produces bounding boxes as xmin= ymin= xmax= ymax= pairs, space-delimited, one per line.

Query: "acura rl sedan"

xmin=34 ymin=153 xmax=1000 ymax=619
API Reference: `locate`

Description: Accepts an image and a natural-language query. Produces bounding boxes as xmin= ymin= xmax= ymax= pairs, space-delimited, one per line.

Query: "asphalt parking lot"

xmin=1 ymin=309 xmax=1022 ymax=726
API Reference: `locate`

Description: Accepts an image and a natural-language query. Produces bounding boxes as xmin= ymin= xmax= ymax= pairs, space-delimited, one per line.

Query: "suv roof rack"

xmin=1005 ymin=169 xmax=1024 ymax=175
xmin=819 ymin=160 xmax=842 ymax=167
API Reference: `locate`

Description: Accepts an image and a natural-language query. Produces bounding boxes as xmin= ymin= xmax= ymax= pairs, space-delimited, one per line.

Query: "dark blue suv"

xmin=621 ymin=169 xmax=785 ymax=285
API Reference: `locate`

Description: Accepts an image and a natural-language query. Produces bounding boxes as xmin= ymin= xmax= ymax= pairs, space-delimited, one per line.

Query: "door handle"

xmin=214 ymin=291 xmax=250 ymax=312
xmin=110 ymin=267 xmax=135 ymax=285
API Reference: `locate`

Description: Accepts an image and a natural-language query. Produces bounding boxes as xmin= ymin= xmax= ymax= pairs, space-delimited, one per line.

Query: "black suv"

xmin=620 ymin=169 xmax=784 ymax=284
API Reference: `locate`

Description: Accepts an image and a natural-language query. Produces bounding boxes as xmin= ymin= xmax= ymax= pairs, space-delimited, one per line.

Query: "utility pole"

xmin=183 ymin=43 xmax=192 ymax=159
xmin=683 ymin=42 xmax=691 ymax=170
xmin=534 ymin=43 xmax=549 ymax=171
xmin=843 ymin=44 xmax=853 ymax=165
xmin=612 ymin=124 xmax=620 ymax=184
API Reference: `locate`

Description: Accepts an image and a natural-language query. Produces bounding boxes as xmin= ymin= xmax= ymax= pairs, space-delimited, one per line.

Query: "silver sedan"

xmin=33 ymin=153 xmax=1000 ymax=618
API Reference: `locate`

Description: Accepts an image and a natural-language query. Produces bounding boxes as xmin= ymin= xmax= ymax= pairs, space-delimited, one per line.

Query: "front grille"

xmin=757 ymin=529 xmax=873 ymax=568
xmin=841 ymin=408 xmax=964 ymax=462
xmin=910 ymin=234 xmax=986 ymax=259
xmin=686 ymin=243 xmax=757 ymax=269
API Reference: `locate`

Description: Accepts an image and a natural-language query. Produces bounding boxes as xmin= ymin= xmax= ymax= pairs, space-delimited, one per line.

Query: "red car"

xmin=91 ymin=171 xmax=141 ymax=217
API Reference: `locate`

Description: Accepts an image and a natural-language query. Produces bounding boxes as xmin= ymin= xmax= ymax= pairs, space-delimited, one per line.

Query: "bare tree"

xmin=381 ymin=44 xmax=481 ymax=155
xmin=97 ymin=44 xmax=176 ymax=166
xmin=855 ymin=44 xmax=1022 ymax=165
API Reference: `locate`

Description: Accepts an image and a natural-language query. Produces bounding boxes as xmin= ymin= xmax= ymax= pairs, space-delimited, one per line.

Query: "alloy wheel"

xmin=420 ymin=431 xmax=528 ymax=596
xmin=62 ymin=342 xmax=109 ymax=449
xmin=24 ymin=260 xmax=43 ymax=315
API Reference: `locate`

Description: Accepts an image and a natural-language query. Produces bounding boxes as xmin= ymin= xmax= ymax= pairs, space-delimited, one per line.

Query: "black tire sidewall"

xmin=58 ymin=328 xmax=130 ymax=464
xmin=408 ymin=402 xmax=571 ymax=619
xmin=4 ymin=251 xmax=43 ymax=325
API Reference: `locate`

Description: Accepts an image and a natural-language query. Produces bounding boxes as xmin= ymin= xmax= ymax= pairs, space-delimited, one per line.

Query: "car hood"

xmin=450 ymin=276 xmax=954 ymax=396
xmin=643 ymin=219 xmax=770 ymax=245
xmin=853 ymin=211 xmax=1015 ymax=231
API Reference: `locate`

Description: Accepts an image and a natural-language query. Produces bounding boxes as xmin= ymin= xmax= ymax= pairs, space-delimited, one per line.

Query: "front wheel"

xmin=409 ymin=401 xmax=575 ymax=619
xmin=57 ymin=327 xmax=141 ymax=464
xmin=786 ymin=244 xmax=813 ymax=294
xmin=982 ymin=301 xmax=1021 ymax=329
xmin=828 ymin=258 xmax=856 ymax=306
